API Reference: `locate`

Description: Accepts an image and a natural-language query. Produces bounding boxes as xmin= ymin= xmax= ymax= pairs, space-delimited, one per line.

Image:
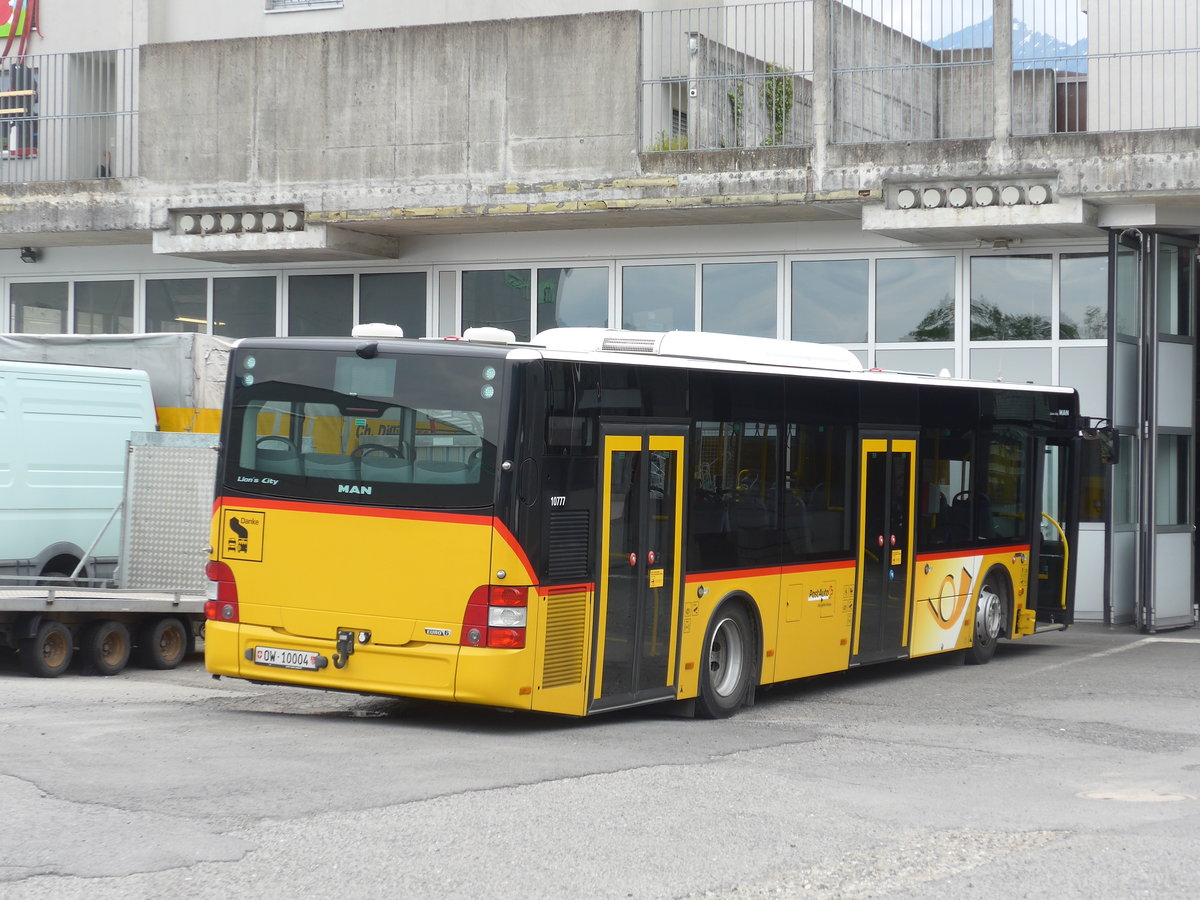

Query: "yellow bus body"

xmin=207 ymin=497 xmax=548 ymax=710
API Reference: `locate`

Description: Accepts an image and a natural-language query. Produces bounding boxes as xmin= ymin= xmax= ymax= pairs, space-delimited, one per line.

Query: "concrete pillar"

xmin=811 ymin=0 xmax=831 ymax=183
xmin=993 ymin=0 xmax=1013 ymax=142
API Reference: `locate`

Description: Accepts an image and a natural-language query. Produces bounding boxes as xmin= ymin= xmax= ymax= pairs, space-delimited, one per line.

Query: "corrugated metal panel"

xmin=541 ymin=590 xmax=588 ymax=689
xmin=547 ymin=509 xmax=590 ymax=582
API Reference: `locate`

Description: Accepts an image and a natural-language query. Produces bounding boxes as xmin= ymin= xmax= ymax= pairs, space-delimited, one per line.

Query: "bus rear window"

xmin=223 ymin=347 xmax=502 ymax=508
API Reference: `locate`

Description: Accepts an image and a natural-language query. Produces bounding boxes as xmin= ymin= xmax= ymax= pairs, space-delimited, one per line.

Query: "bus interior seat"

xmin=360 ymin=455 xmax=414 ymax=483
xmin=257 ymin=447 xmax=301 ymax=476
xmin=303 ymin=453 xmax=358 ymax=479
xmin=413 ymin=459 xmax=472 ymax=484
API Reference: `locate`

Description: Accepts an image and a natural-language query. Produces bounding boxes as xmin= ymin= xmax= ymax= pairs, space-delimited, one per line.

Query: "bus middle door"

xmin=853 ymin=435 xmax=917 ymax=664
xmin=591 ymin=427 xmax=685 ymax=713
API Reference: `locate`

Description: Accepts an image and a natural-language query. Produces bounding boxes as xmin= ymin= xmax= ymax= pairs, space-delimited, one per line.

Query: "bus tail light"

xmin=204 ymin=560 xmax=240 ymax=623
xmin=461 ymin=585 xmax=528 ymax=649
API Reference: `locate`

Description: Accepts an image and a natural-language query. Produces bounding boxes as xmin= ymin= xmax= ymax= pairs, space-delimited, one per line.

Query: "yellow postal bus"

xmin=205 ymin=327 xmax=1081 ymax=717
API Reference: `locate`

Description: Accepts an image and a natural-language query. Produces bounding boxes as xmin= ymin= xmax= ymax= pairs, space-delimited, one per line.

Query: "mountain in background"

xmin=929 ymin=15 xmax=1088 ymax=72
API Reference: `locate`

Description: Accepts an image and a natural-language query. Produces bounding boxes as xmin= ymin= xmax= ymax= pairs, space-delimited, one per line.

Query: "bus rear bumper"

xmin=204 ymin=621 xmax=460 ymax=702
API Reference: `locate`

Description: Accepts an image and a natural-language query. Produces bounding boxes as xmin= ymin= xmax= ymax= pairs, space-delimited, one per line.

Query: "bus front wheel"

xmin=966 ymin=569 xmax=1009 ymax=666
xmin=696 ymin=603 xmax=754 ymax=718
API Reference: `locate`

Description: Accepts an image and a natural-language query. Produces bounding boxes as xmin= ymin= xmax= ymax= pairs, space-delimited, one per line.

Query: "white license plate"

xmin=253 ymin=646 xmax=320 ymax=671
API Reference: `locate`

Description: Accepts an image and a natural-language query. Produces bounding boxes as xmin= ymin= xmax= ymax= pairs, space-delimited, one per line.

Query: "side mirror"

xmin=1082 ymin=421 xmax=1119 ymax=465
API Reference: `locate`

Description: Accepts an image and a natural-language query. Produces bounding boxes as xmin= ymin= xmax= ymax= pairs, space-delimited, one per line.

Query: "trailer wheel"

xmin=137 ymin=617 xmax=191 ymax=669
xmin=19 ymin=621 xmax=75 ymax=678
xmin=81 ymin=621 xmax=131 ymax=676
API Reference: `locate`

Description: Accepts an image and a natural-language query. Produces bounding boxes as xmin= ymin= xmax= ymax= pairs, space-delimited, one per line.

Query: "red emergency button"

xmin=629 ymin=553 xmax=637 ymax=567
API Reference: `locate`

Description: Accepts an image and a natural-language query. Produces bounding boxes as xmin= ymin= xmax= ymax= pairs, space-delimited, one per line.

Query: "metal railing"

xmin=643 ymin=2 xmax=814 ymax=152
xmin=646 ymin=1 xmax=1200 ymax=148
xmin=0 ymin=47 xmax=137 ymax=184
xmin=1015 ymin=0 xmax=1200 ymax=135
xmin=265 ymin=0 xmax=344 ymax=10
xmin=832 ymin=0 xmax=994 ymax=142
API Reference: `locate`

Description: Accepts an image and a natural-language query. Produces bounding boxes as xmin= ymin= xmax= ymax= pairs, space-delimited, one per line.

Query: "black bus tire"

xmin=966 ymin=568 xmax=1009 ymax=666
xmin=19 ymin=621 xmax=75 ymax=678
xmin=696 ymin=602 xmax=754 ymax=719
xmin=137 ymin=617 xmax=191 ymax=670
xmin=81 ymin=620 xmax=131 ymax=676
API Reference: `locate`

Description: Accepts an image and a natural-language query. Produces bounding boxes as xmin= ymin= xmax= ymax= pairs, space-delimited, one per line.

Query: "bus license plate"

xmin=253 ymin=646 xmax=319 ymax=670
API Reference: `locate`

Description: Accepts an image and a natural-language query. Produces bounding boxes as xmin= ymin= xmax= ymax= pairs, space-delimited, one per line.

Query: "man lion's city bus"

xmin=204 ymin=326 xmax=1081 ymax=718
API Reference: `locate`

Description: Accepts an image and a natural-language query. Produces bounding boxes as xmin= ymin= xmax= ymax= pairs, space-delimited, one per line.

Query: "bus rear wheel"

xmin=696 ymin=603 xmax=754 ymax=718
xmin=966 ymin=570 xmax=1009 ymax=666
xmin=19 ymin=621 xmax=74 ymax=678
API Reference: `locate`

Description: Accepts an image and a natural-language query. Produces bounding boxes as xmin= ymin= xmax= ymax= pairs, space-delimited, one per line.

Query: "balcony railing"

xmin=0 ymin=47 xmax=137 ymax=184
xmin=642 ymin=2 xmax=814 ymax=151
xmin=644 ymin=0 xmax=1200 ymax=150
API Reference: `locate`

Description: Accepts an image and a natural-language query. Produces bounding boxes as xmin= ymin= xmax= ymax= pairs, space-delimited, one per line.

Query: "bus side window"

xmin=918 ymin=428 xmax=974 ymax=547
xmin=786 ymin=423 xmax=853 ymax=558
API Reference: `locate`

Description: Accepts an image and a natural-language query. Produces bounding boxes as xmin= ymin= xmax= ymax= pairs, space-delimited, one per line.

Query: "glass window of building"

xmin=537 ymin=267 xmax=609 ymax=333
xmin=288 ymin=274 xmax=352 ymax=337
xmin=214 ymin=276 xmax=277 ymax=338
xmin=1113 ymin=435 xmax=1137 ymax=526
xmin=970 ymin=255 xmax=1051 ymax=340
xmin=1114 ymin=243 xmax=1139 ymax=337
xmin=876 ymin=257 xmax=955 ymax=342
xmin=74 ymin=280 xmax=134 ymax=334
xmin=1157 ymin=243 xmax=1193 ymax=337
xmin=360 ymin=272 xmax=427 ymax=339
xmin=10 ymin=282 xmax=67 ymax=333
xmin=791 ymin=259 xmax=867 ymax=343
xmin=462 ymin=269 xmax=532 ymax=341
xmin=1059 ymin=253 xmax=1108 ymax=339
xmin=146 ymin=278 xmax=207 ymax=333
xmin=622 ymin=264 xmax=695 ymax=332
xmin=702 ymin=262 xmax=776 ymax=337
xmin=1156 ymin=434 xmax=1191 ymax=526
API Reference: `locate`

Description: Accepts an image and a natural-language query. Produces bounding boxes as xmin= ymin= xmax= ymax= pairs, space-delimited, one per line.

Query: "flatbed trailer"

xmin=0 ymin=432 xmax=218 ymax=677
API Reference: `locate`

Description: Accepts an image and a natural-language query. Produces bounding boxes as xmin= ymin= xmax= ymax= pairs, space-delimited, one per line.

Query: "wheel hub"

xmin=976 ymin=588 xmax=1002 ymax=642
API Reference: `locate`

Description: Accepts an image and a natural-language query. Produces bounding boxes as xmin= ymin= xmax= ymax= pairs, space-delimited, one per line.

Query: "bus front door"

xmin=853 ymin=436 xmax=917 ymax=664
xmin=592 ymin=429 xmax=686 ymax=712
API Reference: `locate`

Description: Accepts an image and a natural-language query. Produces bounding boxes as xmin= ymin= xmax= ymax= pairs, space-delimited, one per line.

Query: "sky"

xmin=839 ymin=0 xmax=1087 ymax=43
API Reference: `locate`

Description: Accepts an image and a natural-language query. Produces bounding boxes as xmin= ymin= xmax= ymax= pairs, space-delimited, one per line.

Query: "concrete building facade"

xmin=0 ymin=0 xmax=1195 ymax=629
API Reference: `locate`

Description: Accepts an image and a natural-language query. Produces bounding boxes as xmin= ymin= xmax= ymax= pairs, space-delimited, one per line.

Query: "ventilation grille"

xmin=601 ymin=336 xmax=657 ymax=354
xmin=547 ymin=509 xmax=590 ymax=581
xmin=541 ymin=590 xmax=589 ymax=689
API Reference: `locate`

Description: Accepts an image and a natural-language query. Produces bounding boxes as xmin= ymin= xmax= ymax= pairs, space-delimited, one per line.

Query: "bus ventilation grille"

xmin=542 ymin=590 xmax=588 ymax=689
xmin=601 ymin=336 xmax=657 ymax=354
xmin=547 ymin=509 xmax=590 ymax=581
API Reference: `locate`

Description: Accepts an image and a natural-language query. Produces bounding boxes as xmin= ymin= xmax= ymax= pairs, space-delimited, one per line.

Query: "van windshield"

xmin=222 ymin=346 xmax=503 ymax=509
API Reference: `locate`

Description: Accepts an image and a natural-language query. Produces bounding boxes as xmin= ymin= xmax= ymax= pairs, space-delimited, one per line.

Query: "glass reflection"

xmin=876 ymin=257 xmax=956 ymax=342
xmin=1060 ymin=254 xmax=1107 ymax=339
xmin=970 ymin=255 xmax=1051 ymax=340
xmin=792 ymin=259 xmax=867 ymax=343
xmin=702 ymin=262 xmax=776 ymax=337
xmin=623 ymin=264 xmax=695 ymax=331
xmin=537 ymin=267 xmax=609 ymax=332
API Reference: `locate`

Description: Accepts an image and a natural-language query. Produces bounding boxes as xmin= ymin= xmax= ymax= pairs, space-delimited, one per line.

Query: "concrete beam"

xmin=151 ymin=223 xmax=401 ymax=263
xmin=862 ymin=195 xmax=1100 ymax=244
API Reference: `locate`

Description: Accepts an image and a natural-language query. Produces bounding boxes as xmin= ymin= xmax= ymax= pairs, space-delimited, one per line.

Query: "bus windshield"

xmin=222 ymin=346 xmax=502 ymax=508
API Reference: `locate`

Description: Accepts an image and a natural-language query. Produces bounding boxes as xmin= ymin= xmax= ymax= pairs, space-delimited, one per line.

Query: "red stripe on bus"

xmin=685 ymin=559 xmax=856 ymax=583
xmin=915 ymin=544 xmax=1031 ymax=563
xmin=212 ymin=495 xmax=537 ymax=582
xmin=213 ymin=495 xmax=493 ymax=526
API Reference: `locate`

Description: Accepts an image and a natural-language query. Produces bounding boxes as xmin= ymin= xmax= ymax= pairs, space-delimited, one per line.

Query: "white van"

xmin=0 ymin=359 xmax=157 ymax=582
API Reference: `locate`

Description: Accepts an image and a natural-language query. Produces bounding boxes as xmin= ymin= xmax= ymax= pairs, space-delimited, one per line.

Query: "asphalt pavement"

xmin=1 ymin=622 xmax=1197 ymax=899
